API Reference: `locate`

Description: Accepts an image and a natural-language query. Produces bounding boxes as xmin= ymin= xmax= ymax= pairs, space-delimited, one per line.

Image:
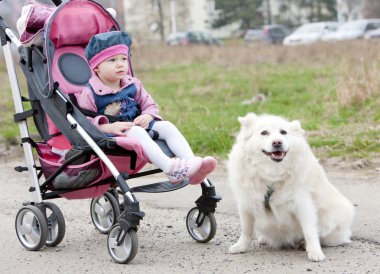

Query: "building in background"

xmin=124 ymin=0 xmax=217 ymax=44
xmin=0 ymin=0 xmax=374 ymax=44
xmin=336 ymin=0 xmax=364 ymax=22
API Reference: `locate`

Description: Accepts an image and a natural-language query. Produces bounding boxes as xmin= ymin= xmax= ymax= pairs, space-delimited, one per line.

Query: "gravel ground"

xmin=0 ymin=146 xmax=379 ymax=274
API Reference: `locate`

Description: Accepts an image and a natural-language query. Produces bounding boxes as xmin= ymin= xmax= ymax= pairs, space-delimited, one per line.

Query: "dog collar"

xmin=264 ymin=186 xmax=274 ymax=209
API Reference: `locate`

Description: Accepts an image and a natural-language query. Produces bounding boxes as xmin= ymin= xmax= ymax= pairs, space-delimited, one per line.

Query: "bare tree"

xmin=156 ymin=0 xmax=165 ymax=42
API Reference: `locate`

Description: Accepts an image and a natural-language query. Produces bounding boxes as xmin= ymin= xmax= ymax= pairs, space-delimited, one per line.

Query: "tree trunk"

xmin=157 ymin=0 xmax=165 ymax=42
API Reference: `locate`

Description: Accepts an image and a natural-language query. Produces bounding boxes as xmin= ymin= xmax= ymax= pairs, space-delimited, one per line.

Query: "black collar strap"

xmin=264 ymin=186 xmax=274 ymax=209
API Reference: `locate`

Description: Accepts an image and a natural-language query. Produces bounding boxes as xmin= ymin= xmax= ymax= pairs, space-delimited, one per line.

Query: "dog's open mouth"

xmin=262 ymin=150 xmax=287 ymax=162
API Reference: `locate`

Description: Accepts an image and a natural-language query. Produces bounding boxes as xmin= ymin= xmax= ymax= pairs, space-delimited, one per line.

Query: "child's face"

xmin=94 ymin=54 xmax=129 ymax=84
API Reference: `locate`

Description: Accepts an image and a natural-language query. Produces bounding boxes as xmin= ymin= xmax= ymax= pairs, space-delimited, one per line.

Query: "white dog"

xmin=228 ymin=113 xmax=354 ymax=261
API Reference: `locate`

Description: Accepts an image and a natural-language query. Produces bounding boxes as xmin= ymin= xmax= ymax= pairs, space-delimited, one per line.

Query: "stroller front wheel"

xmin=44 ymin=202 xmax=66 ymax=247
xmin=186 ymin=207 xmax=216 ymax=243
xmin=90 ymin=191 xmax=120 ymax=234
xmin=15 ymin=205 xmax=48 ymax=251
xmin=107 ymin=224 xmax=138 ymax=264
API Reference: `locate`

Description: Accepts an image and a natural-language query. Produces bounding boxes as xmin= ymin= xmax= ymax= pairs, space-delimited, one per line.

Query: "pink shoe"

xmin=166 ymin=157 xmax=203 ymax=184
xmin=189 ymin=156 xmax=217 ymax=185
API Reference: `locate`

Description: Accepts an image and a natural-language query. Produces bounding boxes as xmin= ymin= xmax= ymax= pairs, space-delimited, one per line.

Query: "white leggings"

xmin=126 ymin=121 xmax=194 ymax=173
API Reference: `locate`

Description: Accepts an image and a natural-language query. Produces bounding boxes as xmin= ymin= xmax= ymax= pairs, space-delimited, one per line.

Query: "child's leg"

xmin=151 ymin=121 xmax=217 ymax=184
xmin=126 ymin=126 xmax=202 ymax=183
xmin=151 ymin=121 xmax=194 ymax=159
xmin=126 ymin=126 xmax=172 ymax=172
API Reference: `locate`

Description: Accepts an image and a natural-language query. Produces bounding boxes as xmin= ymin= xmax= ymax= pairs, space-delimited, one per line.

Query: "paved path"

xmin=0 ymin=157 xmax=379 ymax=273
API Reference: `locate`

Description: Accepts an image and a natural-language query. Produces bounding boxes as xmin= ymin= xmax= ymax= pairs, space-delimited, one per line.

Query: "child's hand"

xmin=134 ymin=114 xmax=154 ymax=129
xmin=99 ymin=121 xmax=135 ymax=136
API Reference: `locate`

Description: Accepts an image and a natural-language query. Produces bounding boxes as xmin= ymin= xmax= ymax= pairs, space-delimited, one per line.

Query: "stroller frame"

xmin=0 ymin=0 xmax=221 ymax=264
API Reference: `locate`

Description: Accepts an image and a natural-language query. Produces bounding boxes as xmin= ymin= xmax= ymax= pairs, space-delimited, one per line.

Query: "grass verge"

xmin=1 ymin=41 xmax=380 ymax=160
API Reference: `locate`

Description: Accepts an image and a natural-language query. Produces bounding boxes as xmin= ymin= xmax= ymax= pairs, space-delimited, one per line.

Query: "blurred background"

xmin=1 ymin=0 xmax=380 ymax=161
xmin=1 ymin=0 xmax=380 ymax=45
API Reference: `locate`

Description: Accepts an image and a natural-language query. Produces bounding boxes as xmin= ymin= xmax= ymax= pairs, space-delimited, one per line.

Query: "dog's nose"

xmin=272 ymin=139 xmax=282 ymax=148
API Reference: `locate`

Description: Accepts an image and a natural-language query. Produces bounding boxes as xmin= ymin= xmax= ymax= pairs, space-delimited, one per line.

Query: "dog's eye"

xmin=280 ymin=130 xmax=287 ymax=135
xmin=261 ymin=130 xmax=269 ymax=136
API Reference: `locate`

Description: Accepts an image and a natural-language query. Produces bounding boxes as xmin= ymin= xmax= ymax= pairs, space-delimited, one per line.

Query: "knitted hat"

xmin=85 ymin=31 xmax=132 ymax=70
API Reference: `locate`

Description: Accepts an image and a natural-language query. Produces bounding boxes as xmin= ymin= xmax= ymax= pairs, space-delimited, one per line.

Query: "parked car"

xmin=283 ymin=21 xmax=339 ymax=46
xmin=244 ymin=25 xmax=289 ymax=45
xmin=166 ymin=31 xmax=222 ymax=46
xmin=200 ymin=31 xmax=223 ymax=46
xmin=322 ymin=19 xmax=380 ymax=42
xmin=364 ymin=28 xmax=380 ymax=39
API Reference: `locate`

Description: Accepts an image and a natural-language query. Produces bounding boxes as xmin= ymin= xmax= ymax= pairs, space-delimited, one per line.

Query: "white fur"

xmin=228 ymin=113 xmax=354 ymax=262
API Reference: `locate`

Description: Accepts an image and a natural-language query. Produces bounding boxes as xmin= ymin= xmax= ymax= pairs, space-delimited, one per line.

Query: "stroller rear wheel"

xmin=44 ymin=202 xmax=66 ymax=247
xmin=90 ymin=192 xmax=121 ymax=234
xmin=107 ymin=224 xmax=138 ymax=264
xmin=186 ymin=207 xmax=216 ymax=243
xmin=15 ymin=205 xmax=48 ymax=251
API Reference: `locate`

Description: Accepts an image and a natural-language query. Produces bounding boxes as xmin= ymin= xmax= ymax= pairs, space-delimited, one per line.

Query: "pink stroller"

xmin=0 ymin=0 xmax=221 ymax=263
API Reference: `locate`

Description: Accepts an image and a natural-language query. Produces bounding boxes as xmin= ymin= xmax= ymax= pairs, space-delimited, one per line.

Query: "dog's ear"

xmin=237 ymin=113 xmax=257 ymax=141
xmin=290 ymin=120 xmax=305 ymax=136
xmin=238 ymin=113 xmax=257 ymax=128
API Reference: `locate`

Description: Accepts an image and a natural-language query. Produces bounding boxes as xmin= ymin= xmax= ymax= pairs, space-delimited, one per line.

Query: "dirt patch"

xmin=0 ymin=142 xmax=23 ymax=161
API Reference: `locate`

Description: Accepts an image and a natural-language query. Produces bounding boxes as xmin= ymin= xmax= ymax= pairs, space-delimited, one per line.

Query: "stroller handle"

xmin=0 ymin=16 xmax=8 ymax=31
xmin=0 ymin=18 xmax=21 ymax=48
xmin=0 ymin=16 xmax=12 ymax=47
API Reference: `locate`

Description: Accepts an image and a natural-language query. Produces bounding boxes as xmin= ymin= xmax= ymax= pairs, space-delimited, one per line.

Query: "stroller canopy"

xmin=45 ymin=0 xmax=120 ymax=92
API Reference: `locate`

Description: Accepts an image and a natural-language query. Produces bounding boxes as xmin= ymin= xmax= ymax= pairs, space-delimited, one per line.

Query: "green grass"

xmin=141 ymin=59 xmax=380 ymax=159
xmin=140 ymin=61 xmax=370 ymax=158
xmin=1 ymin=43 xmax=380 ymax=160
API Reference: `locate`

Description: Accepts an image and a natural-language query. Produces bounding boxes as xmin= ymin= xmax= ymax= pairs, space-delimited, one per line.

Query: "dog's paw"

xmin=257 ymin=237 xmax=267 ymax=245
xmin=229 ymin=242 xmax=249 ymax=254
xmin=307 ymin=248 xmax=326 ymax=262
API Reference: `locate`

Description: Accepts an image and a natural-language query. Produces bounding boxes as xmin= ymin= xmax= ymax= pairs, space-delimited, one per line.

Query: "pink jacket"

xmin=75 ymin=74 xmax=162 ymax=127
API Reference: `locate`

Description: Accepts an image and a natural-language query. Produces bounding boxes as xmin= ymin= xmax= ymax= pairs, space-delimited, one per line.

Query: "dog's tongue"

xmin=270 ymin=151 xmax=286 ymax=161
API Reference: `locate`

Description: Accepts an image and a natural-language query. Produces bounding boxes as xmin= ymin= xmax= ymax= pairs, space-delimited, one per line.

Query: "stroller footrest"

xmin=130 ymin=180 xmax=189 ymax=193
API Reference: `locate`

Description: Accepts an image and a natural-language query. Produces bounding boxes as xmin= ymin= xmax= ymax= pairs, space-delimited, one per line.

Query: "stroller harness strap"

xmin=69 ymin=93 xmax=160 ymax=141
xmin=89 ymin=83 xmax=141 ymax=122
xmin=69 ymin=93 xmax=124 ymax=123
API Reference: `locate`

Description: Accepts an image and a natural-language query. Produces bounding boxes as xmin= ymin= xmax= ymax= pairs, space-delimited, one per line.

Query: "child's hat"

xmin=85 ymin=31 xmax=132 ymax=70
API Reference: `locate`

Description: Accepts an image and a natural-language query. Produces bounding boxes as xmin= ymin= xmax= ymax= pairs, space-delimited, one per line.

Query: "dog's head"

xmin=237 ymin=113 xmax=305 ymax=163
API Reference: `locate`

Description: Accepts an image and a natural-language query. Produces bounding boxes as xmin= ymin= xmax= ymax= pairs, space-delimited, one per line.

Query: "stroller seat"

xmin=53 ymin=46 xmax=91 ymax=93
xmin=46 ymin=43 xmax=176 ymax=195
xmin=39 ymin=7 xmax=175 ymax=197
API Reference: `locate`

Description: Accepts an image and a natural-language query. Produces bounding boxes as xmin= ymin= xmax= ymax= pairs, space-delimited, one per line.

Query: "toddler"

xmin=76 ymin=31 xmax=216 ymax=184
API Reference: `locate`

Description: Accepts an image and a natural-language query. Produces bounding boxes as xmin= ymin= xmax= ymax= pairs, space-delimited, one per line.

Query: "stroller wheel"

xmin=15 ymin=205 xmax=48 ymax=251
xmin=90 ymin=192 xmax=120 ymax=234
xmin=186 ymin=207 xmax=216 ymax=243
xmin=107 ymin=224 xmax=138 ymax=264
xmin=44 ymin=202 xmax=66 ymax=247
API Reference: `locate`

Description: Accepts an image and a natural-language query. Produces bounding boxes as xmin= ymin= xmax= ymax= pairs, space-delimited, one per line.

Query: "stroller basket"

xmin=37 ymin=143 xmax=101 ymax=189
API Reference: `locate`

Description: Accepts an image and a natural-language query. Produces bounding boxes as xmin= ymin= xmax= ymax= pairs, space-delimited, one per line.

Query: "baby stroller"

xmin=0 ymin=0 xmax=221 ymax=264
